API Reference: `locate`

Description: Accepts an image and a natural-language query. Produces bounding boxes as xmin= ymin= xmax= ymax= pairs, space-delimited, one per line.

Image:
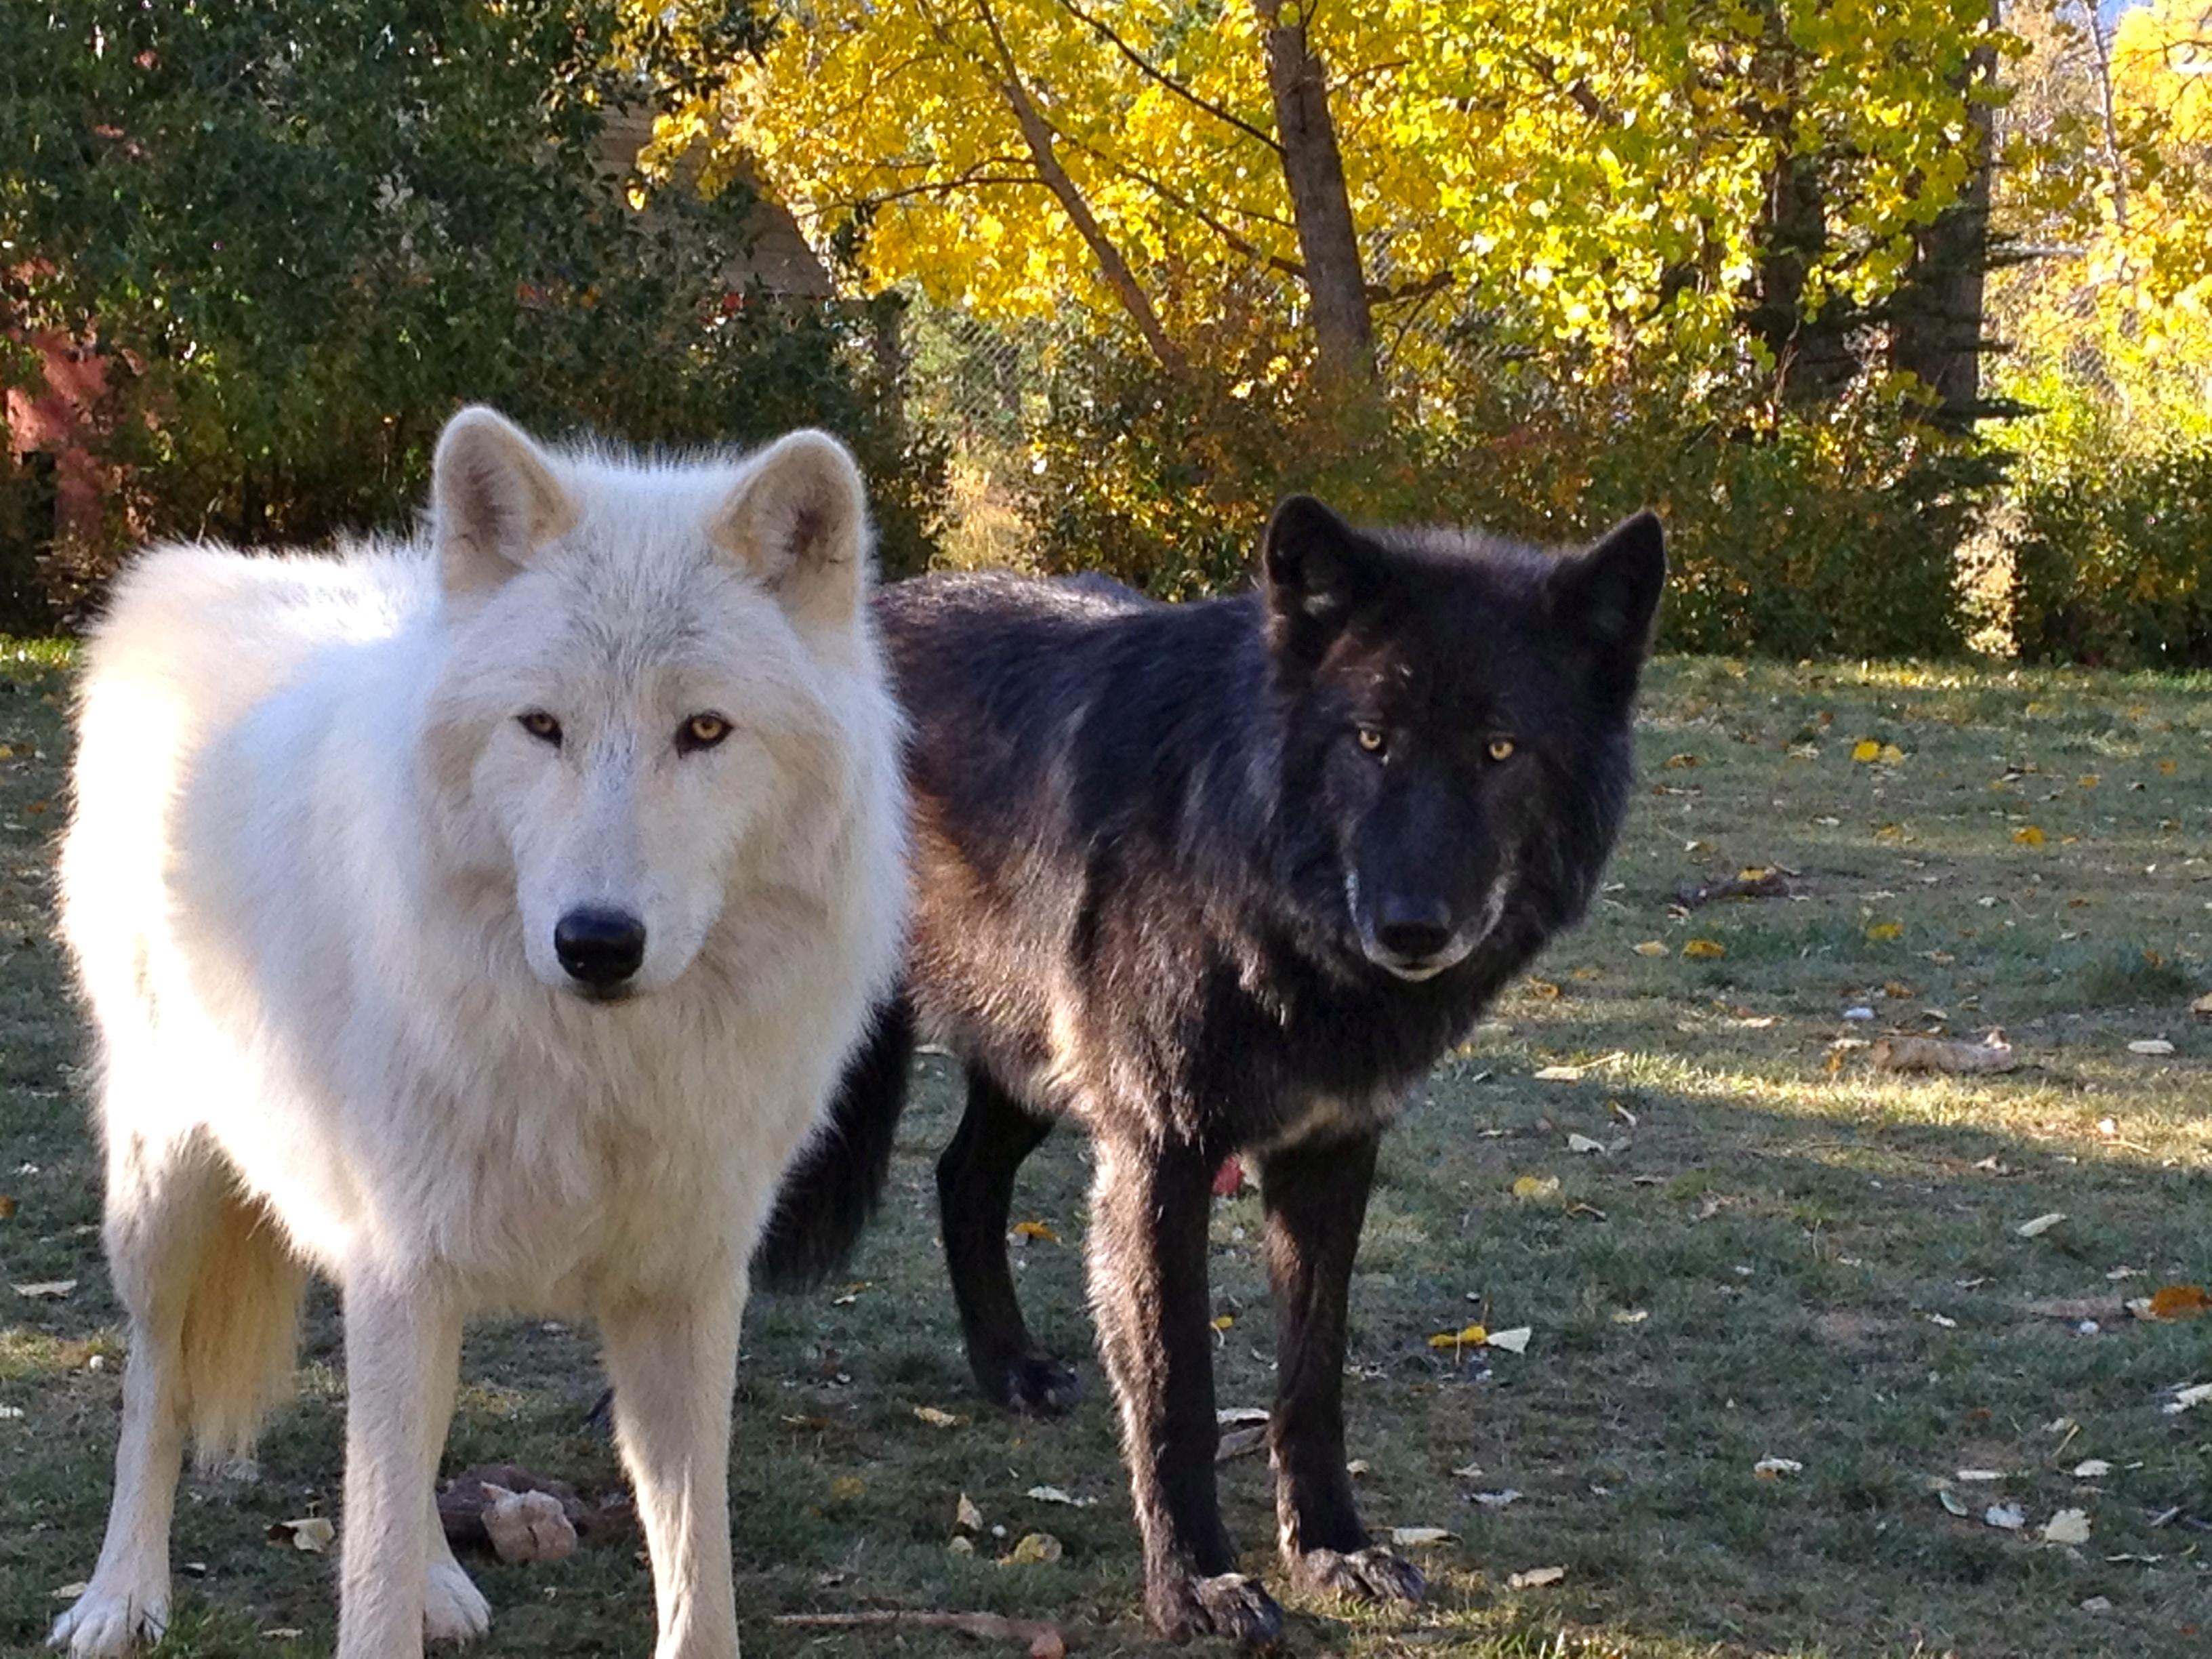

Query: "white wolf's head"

xmin=419 ymin=406 xmax=879 ymax=1001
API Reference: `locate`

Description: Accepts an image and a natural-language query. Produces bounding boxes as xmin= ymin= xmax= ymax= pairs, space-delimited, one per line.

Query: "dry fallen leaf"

xmin=914 ymin=1406 xmax=966 ymax=1429
xmin=1632 ymin=940 xmax=1668 ymax=957
xmin=1215 ymin=1425 xmax=1267 ymax=1462
xmin=1511 ymin=1174 xmax=1561 ymax=1201
xmin=268 ymin=1517 xmax=335 ymax=1553
xmin=1008 ymin=1532 xmax=1063 ymax=1565
xmin=1429 ymin=1324 xmax=1488 ymax=1350
xmin=1681 ymin=938 xmax=1727 ymax=959
xmin=2013 ymin=825 xmax=2046 ymax=846
xmin=2146 ymin=1284 xmax=2212 ymax=1320
xmin=1508 ymin=1565 xmax=1566 ymax=1589
xmin=828 ymin=1475 xmax=866 ymax=1501
xmin=1485 ymin=1326 xmax=1533 ymax=1354
xmin=11 ymin=1279 xmax=76 ymax=1300
xmin=1753 ymin=1457 xmax=1803 ymax=1479
xmin=2042 ymin=1509 xmax=2092 ymax=1545
xmin=1010 ymin=1220 xmax=1061 ymax=1244
xmin=1984 ymin=1503 xmax=2026 ymax=1531
xmin=2192 ymin=989 xmax=2212 ymax=1023
xmin=2127 ymin=1038 xmax=2175 ymax=1057
xmin=1025 ymin=1486 xmax=1096 ymax=1508
xmin=2016 ymin=1212 xmax=2067 ymax=1238
xmin=1532 ymin=1065 xmax=1585 ymax=1082
xmin=1565 ymin=1132 xmax=1606 ymax=1154
xmin=1612 ymin=1308 xmax=1649 ymax=1325
xmin=52 ymin=1582 xmax=90 ymax=1601
xmin=2070 ymin=1460 xmax=2111 ymax=1479
xmin=2162 ymin=1382 xmax=2212 ymax=1415
xmin=1865 ymin=920 xmax=1904 ymax=942
xmin=1872 ymin=1035 xmax=2015 ymax=1075
xmin=1389 ymin=1526 xmax=1457 ymax=1546
xmin=1217 ymin=1406 xmax=1270 ymax=1425
xmin=1954 ymin=1469 xmax=2005 ymax=1483
xmin=1472 ymin=1488 xmax=1521 ymax=1508
xmin=956 ymin=1493 xmax=984 ymax=1532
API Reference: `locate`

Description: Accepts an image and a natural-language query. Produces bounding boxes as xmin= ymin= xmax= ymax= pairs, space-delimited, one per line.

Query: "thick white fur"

xmin=49 ymin=409 xmax=907 ymax=1659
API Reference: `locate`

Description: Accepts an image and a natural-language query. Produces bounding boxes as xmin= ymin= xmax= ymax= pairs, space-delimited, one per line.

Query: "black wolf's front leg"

xmin=1261 ymin=1132 xmax=1425 ymax=1605
xmin=1088 ymin=1132 xmax=1283 ymax=1644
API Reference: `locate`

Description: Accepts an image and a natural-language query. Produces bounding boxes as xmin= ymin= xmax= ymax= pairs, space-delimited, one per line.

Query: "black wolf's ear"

xmin=432 ymin=407 xmax=578 ymax=597
xmin=712 ymin=430 xmax=872 ymax=631
xmin=1549 ymin=511 xmax=1665 ymax=695
xmin=1262 ymin=494 xmax=1376 ymax=660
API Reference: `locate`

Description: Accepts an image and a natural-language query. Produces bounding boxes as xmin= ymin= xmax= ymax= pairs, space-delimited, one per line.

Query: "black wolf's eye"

xmin=1487 ymin=737 xmax=1517 ymax=762
xmin=518 ymin=711 xmax=562 ymax=746
xmin=677 ymin=712 xmax=732 ymax=754
xmin=1355 ymin=726 xmax=1388 ymax=756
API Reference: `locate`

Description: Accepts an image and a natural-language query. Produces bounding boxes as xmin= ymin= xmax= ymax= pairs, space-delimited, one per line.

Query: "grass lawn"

xmin=3 ymin=646 xmax=2209 ymax=1658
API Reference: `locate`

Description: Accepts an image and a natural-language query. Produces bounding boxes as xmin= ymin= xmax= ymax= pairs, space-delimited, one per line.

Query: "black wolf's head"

xmin=1262 ymin=495 xmax=1664 ymax=983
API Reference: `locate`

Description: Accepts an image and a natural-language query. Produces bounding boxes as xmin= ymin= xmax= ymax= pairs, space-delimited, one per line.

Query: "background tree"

xmin=0 ymin=0 xmax=945 ymax=623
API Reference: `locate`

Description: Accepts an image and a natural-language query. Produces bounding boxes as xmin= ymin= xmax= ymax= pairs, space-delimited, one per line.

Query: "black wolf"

xmin=756 ymin=496 xmax=1664 ymax=1642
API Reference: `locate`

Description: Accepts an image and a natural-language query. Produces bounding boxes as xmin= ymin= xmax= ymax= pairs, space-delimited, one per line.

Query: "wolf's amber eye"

xmin=1356 ymin=726 xmax=1388 ymax=756
xmin=518 ymin=711 xmax=562 ymax=746
xmin=1487 ymin=737 xmax=1517 ymax=762
xmin=678 ymin=713 xmax=731 ymax=753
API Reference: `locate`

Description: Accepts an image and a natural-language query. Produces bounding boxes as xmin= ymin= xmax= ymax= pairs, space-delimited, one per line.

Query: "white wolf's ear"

xmin=709 ymin=430 xmax=871 ymax=630
xmin=432 ymin=407 xmax=579 ymax=596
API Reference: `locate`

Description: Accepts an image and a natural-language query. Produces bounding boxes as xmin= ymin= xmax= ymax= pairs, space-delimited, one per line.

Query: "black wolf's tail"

xmin=750 ymin=997 xmax=917 ymax=1292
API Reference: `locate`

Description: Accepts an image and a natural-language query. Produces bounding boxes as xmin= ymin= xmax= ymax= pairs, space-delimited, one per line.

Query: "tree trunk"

xmin=1889 ymin=3 xmax=1998 ymax=425
xmin=1253 ymin=0 xmax=1374 ymax=388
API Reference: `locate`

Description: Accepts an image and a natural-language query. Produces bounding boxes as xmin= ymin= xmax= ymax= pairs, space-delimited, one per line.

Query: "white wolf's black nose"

xmin=554 ymin=908 xmax=647 ymax=989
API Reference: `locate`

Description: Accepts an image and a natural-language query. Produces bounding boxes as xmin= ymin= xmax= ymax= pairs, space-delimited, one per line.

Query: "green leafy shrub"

xmin=2012 ymin=442 xmax=2212 ymax=668
xmin=0 ymin=0 xmax=944 ymax=618
xmin=1016 ymin=337 xmax=1994 ymax=659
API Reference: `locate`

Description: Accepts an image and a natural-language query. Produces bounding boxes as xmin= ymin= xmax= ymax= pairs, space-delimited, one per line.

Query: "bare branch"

xmin=1044 ymin=0 xmax=1283 ymax=154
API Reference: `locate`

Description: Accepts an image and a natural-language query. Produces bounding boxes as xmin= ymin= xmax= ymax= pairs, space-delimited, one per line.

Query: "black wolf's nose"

xmin=1375 ymin=898 xmax=1453 ymax=963
xmin=554 ymin=908 xmax=647 ymax=988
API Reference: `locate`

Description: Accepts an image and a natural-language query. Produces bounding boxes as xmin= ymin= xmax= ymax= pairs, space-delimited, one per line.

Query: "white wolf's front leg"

xmin=602 ymin=1273 xmax=745 ymax=1659
xmin=47 ymin=1309 xmax=186 ymax=1656
xmin=335 ymin=1272 xmax=462 ymax=1659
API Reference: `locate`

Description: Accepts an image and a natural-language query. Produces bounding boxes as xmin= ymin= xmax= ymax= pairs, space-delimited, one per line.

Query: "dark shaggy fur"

xmin=756 ymin=497 xmax=1664 ymax=1642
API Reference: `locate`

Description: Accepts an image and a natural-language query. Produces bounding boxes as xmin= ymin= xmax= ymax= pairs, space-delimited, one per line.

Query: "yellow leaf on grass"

xmin=2013 ymin=825 xmax=2046 ymax=846
xmin=1011 ymin=1220 xmax=1060 ymax=1243
xmin=2077 ymin=774 xmax=2100 ymax=790
xmin=268 ymin=1517 xmax=335 ymax=1553
xmin=1511 ymin=1174 xmax=1561 ymax=1201
xmin=1210 ymin=1313 xmax=1234 ymax=1331
xmin=1682 ymin=939 xmax=1726 ymax=959
xmin=1633 ymin=940 xmax=1668 ymax=956
xmin=1008 ymin=1532 xmax=1063 ymax=1564
xmin=2158 ymin=759 xmax=2177 ymax=776
xmin=1429 ymin=1324 xmax=1488 ymax=1349
xmin=1664 ymin=752 xmax=1700 ymax=769
xmin=1879 ymin=743 xmax=1905 ymax=764
xmin=1851 ymin=739 xmax=1881 ymax=762
xmin=1525 ymin=979 xmax=1562 ymax=1000
xmin=1866 ymin=921 xmax=1904 ymax=941
xmin=829 ymin=1475 xmax=866 ymax=1500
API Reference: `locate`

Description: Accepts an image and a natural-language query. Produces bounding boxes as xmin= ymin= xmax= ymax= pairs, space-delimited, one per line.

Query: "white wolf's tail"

xmin=164 ymin=1184 xmax=308 ymax=1468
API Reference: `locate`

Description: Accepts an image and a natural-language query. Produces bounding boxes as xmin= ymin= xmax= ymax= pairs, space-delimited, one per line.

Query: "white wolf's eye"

xmin=1356 ymin=726 xmax=1388 ymax=756
xmin=1487 ymin=737 xmax=1517 ymax=762
xmin=678 ymin=713 xmax=731 ymax=754
xmin=518 ymin=711 xmax=562 ymax=746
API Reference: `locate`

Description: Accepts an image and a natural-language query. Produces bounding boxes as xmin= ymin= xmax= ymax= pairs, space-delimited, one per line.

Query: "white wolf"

xmin=48 ymin=407 xmax=907 ymax=1659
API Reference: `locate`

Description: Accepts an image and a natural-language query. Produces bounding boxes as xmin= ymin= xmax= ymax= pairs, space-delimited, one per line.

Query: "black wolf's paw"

xmin=990 ymin=1351 xmax=1082 ymax=1416
xmin=1148 ymin=1570 xmax=1284 ymax=1646
xmin=1290 ymin=1544 xmax=1427 ymax=1605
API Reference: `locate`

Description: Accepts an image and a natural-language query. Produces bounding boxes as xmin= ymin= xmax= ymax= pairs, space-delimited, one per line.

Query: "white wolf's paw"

xmin=47 ymin=1578 xmax=169 ymax=1656
xmin=425 ymin=1556 xmax=492 ymax=1645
